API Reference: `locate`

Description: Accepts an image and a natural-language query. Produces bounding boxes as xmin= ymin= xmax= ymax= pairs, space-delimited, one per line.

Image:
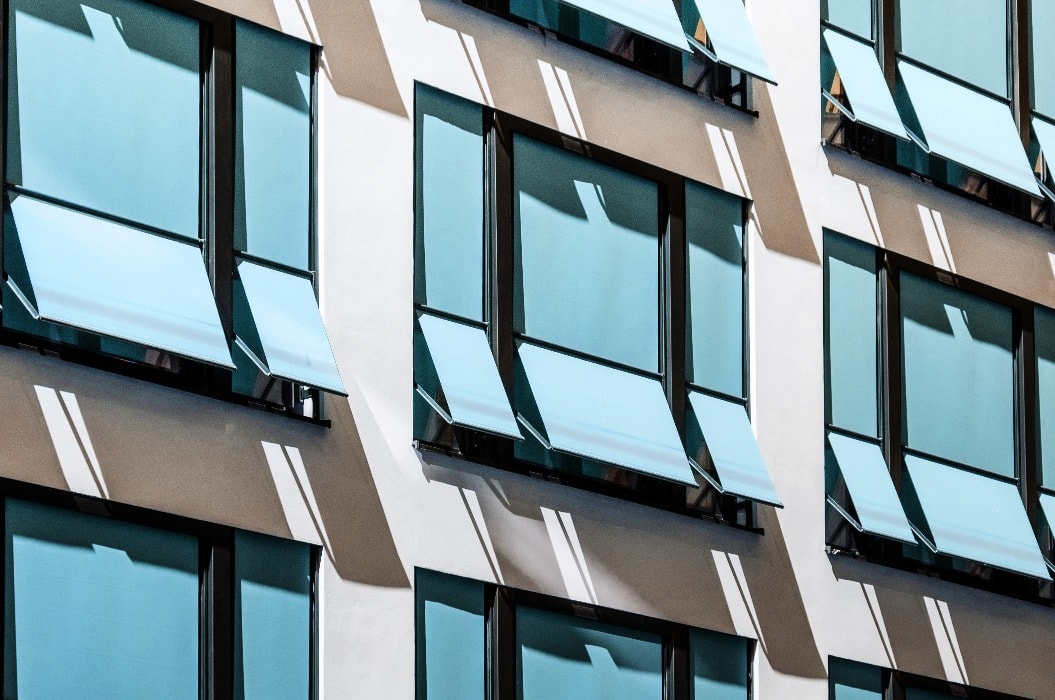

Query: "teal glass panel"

xmin=1037 ymin=306 xmax=1055 ymax=488
xmin=415 ymin=85 xmax=485 ymax=322
xmin=897 ymin=0 xmax=1008 ymax=97
xmin=417 ymin=312 xmax=523 ymax=439
xmin=689 ymin=0 xmax=776 ymax=83
xmin=822 ymin=30 xmax=907 ymax=139
xmin=514 ymin=135 xmax=659 ymax=372
xmin=235 ymin=21 xmax=311 ymax=271
xmin=556 ymin=0 xmax=689 ymax=51
xmin=1031 ymin=0 xmax=1055 ymax=118
xmin=686 ymin=182 xmax=744 ymax=398
xmin=517 ymin=606 xmax=662 ymax=700
xmin=689 ymin=628 xmax=748 ymax=700
xmin=900 ymin=272 xmax=1013 ymax=476
xmin=415 ymin=569 xmax=485 ymax=700
xmin=7 ymin=0 xmax=200 ymax=237
xmin=4 ymin=499 xmax=198 ymax=699
xmin=5 ymin=193 xmax=233 ymax=368
xmin=895 ymin=61 xmax=1039 ymax=195
xmin=236 ymin=259 xmax=345 ymax=395
xmin=829 ymin=657 xmax=883 ymax=700
xmin=1038 ymin=493 xmax=1055 ymax=532
xmin=903 ymin=455 xmax=1050 ymax=579
xmin=234 ymin=531 xmax=311 ymax=700
xmin=827 ymin=433 xmax=915 ymax=543
xmin=824 ymin=233 xmax=878 ymax=436
xmin=688 ymin=391 xmax=781 ymax=506
xmin=516 ymin=342 xmax=696 ymax=486
xmin=822 ymin=0 xmax=872 ymax=40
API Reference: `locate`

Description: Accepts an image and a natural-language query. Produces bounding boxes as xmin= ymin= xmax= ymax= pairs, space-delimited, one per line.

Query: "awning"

xmin=236 ymin=259 xmax=345 ymax=395
xmin=827 ymin=432 xmax=915 ymax=544
xmin=416 ymin=313 xmax=522 ymax=439
xmin=558 ymin=0 xmax=690 ymax=51
xmin=822 ymin=29 xmax=907 ymax=139
xmin=5 ymin=193 xmax=233 ymax=369
xmin=1030 ymin=116 xmax=1055 ymax=199
xmin=687 ymin=391 xmax=781 ymax=506
xmin=903 ymin=455 xmax=1049 ymax=579
xmin=515 ymin=342 xmax=696 ymax=486
xmin=896 ymin=61 xmax=1040 ymax=196
xmin=688 ymin=0 xmax=775 ymax=84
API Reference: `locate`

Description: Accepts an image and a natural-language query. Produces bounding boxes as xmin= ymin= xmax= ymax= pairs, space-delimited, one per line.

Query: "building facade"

xmin=0 ymin=0 xmax=1053 ymax=697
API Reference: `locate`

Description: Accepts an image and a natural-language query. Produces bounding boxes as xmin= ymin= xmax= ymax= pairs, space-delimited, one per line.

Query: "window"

xmin=3 ymin=0 xmax=345 ymax=419
xmin=821 ymin=0 xmax=1055 ymax=227
xmin=1 ymin=485 xmax=317 ymax=697
xmin=824 ymin=230 xmax=1055 ymax=600
xmin=829 ymin=657 xmax=1030 ymax=700
xmin=413 ymin=84 xmax=781 ymax=523
xmin=464 ymin=0 xmax=775 ymax=110
xmin=415 ymin=568 xmax=753 ymax=700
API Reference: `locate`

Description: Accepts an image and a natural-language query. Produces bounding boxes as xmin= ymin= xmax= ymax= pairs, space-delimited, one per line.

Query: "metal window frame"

xmin=828 ymin=655 xmax=1032 ymax=700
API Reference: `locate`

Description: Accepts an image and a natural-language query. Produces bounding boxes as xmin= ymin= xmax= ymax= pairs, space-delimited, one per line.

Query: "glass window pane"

xmin=1037 ymin=306 xmax=1055 ymax=488
xmin=1031 ymin=0 xmax=1055 ymax=118
xmin=235 ymin=531 xmax=311 ymax=700
xmin=514 ymin=134 xmax=659 ymax=372
xmin=4 ymin=499 xmax=199 ymax=699
xmin=556 ymin=0 xmax=689 ymax=51
xmin=517 ymin=606 xmax=662 ymax=700
xmin=900 ymin=272 xmax=1014 ymax=476
xmin=416 ymin=570 xmax=485 ymax=700
xmin=829 ymin=658 xmax=883 ymax=700
xmin=824 ymin=233 xmax=878 ymax=436
xmin=822 ymin=0 xmax=873 ymax=40
xmin=7 ymin=0 xmax=200 ymax=237
xmin=415 ymin=85 xmax=485 ymax=322
xmin=686 ymin=182 xmax=743 ymax=398
xmin=897 ymin=0 xmax=1008 ymax=97
xmin=690 ymin=628 xmax=747 ymax=700
xmin=235 ymin=21 xmax=311 ymax=271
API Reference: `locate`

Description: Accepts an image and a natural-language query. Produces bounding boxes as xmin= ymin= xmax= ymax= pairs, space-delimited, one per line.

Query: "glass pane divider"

xmin=685 ymin=382 xmax=746 ymax=406
xmin=901 ymin=445 xmax=1019 ymax=485
xmin=895 ymin=53 xmax=1015 ymax=106
xmin=512 ymin=333 xmax=664 ymax=381
xmin=825 ymin=424 xmax=883 ymax=445
xmin=414 ymin=304 xmax=489 ymax=331
xmin=235 ymin=251 xmax=313 ymax=280
xmin=819 ymin=20 xmax=878 ymax=47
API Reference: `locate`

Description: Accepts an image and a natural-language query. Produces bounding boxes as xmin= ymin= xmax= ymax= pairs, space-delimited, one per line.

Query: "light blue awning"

xmin=903 ymin=455 xmax=1050 ymax=579
xmin=558 ymin=0 xmax=690 ymax=51
xmin=687 ymin=391 xmax=781 ymax=506
xmin=6 ymin=194 xmax=233 ymax=368
xmin=822 ymin=29 xmax=907 ymax=139
xmin=897 ymin=61 xmax=1040 ymax=196
xmin=689 ymin=0 xmax=775 ymax=84
xmin=236 ymin=260 xmax=345 ymax=395
xmin=1031 ymin=116 xmax=1055 ymax=197
xmin=827 ymin=433 xmax=915 ymax=544
xmin=417 ymin=313 xmax=522 ymax=440
xmin=516 ymin=342 xmax=696 ymax=486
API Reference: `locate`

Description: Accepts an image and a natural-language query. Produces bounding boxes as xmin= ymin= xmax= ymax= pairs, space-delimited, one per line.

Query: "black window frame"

xmin=828 ymin=656 xmax=1032 ymax=700
xmin=414 ymin=83 xmax=764 ymax=530
xmin=0 ymin=0 xmax=330 ymax=425
xmin=0 ymin=477 xmax=321 ymax=699
xmin=463 ymin=0 xmax=757 ymax=113
xmin=824 ymin=231 xmax=1055 ymax=605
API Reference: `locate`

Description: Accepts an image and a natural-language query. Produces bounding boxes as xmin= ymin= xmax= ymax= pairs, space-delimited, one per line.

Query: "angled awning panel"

xmin=688 ymin=391 xmax=781 ymax=506
xmin=827 ymin=433 xmax=915 ymax=543
xmin=822 ymin=29 xmax=907 ymax=139
xmin=691 ymin=0 xmax=775 ymax=84
xmin=897 ymin=61 xmax=1040 ymax=196
xmin=904 ymin=455 xmax=1050 ymax=579
xmin=1031 ymin=116 xmax=1055 ymax=193
xmin=237 ymin=260 xmax=346 ymax=396
xmin=516 ymin=342 xmax=696 ymax=486
xmin=7 ymin=193 xmax=233 ymax=368
xmin=1039 ymin=493 xmax=1055 ymax=531
xmin=558 ymin=0 xmax=690 ymax=51
xmin=417 ymin=313 xmax=522 ymax=439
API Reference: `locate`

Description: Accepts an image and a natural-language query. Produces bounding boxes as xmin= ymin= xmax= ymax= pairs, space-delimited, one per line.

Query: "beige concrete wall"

xmin=2 ymin=0 xmax=1053 ymax=697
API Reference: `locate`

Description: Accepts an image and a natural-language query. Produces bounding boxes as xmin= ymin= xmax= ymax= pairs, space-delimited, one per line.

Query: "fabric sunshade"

xmin=903 ymin=455 xmax=1050 ymax=579
xmin=558 ymin=0 xmax=690 ymax=52
xmin=516 ymin=342 xmax=696 ymax=486
xmin=236 ymin=259 xmax=346 ymax=395
xmin=417 ymin=313 xmax=523 ymax=439
xmin=897 ymin=61 xmax=1040 ymax=196
xmin=687 ymin=391 xmax=781 ymax=506
xmin=822 ymin=29 xmax=907 ymax=139
xmin=6 ymin=193 xmax=233 ymax=368
xmin=827 ymin=433 xmax=915 ymax=543
xmin=690 ymin=0 xmax=776 ymax=83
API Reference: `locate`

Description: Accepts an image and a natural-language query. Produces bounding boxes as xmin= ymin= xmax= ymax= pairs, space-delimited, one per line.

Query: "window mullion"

xmin=879 ymin=253 xmax=902 ymax=490
xmin=664 ymin=178 xmax=687 ymax=437
xmin=1011 ymin=0 xmax=1030 ymax=143
xmin=485 ymin=585 xmax=516 ymax=700
xmin=877 ymin=0 xmax=896 ymax=88
xmin=208 ymin=16 xmax=236 ymax=355
xmin=665 ymin=626 xmax=690 ymax=700
xmin=1019 ymin=306 xmax=1039 ymax=527
xmin=202 ymin=529 xmax=235 ymax=700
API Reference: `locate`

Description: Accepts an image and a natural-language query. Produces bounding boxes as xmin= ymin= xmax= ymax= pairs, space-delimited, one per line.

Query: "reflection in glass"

xmin=416 ymin=570 xmax=485 ymax=700
xmin=1031 ymin=0 xmax=1055 ymax=118
xmin=822 ymin=0 xmax=873 ymax=40
xmin=828 ymin=657 xmax=884 ymax=700
xmin=690 ymin=628 xmax=748 ymax=700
